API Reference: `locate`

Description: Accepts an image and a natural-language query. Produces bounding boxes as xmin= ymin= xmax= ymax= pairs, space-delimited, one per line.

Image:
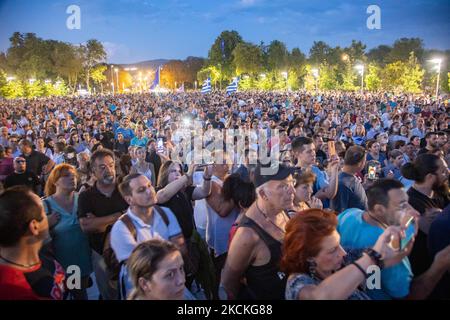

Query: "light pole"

xmin=110 ymin=65 xmax=114 ymax=94
xmin=355 ymin=65 xmax=364 ymax=94
xmin=312 ymin=68 xmax=319 ymax=92
xmin=114 ymin=68 xmax=119 ymax=93
xmin=429 ymin=58 xmax=442 ymax=97
xmin=194 ymin=81 xmax=197 ymax=90
xmin=281 ymin=71 xmax=288 ymax=91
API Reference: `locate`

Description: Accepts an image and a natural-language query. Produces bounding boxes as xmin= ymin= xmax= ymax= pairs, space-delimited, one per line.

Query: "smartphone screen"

xmin=368 ymin=165 xmax=377 ymax=180
xmin=157 ymin=138 xmax=164 ymax=153
xmin=328 ymin=141 xmax=336 ymax=158
xmin=401 ymin=218 xmax=415 ymax=250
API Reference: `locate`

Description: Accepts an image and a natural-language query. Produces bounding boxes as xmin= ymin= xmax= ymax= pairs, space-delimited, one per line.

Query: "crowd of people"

xmin=0 ymin=90 xmax=449 ymax=300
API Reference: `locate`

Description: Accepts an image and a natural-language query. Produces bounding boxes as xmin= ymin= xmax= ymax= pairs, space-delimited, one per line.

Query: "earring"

xmin=307 ymin=258 xmax=317 ymax=279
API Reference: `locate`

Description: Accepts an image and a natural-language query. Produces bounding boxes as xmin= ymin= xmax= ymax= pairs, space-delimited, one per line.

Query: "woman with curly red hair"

xmin=281 ymin=209 xmax=409 ymax=300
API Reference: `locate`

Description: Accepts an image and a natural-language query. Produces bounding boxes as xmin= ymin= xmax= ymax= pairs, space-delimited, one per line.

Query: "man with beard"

xmin=78 ymin=149 xmax=129 ymax=300
xmin=221 ymin=163 xmax=295 ymax=300
xmin=418 ymin=132 xmax=439 ymax=155
xmin=401 ymin=154 xmax=450 ymax=276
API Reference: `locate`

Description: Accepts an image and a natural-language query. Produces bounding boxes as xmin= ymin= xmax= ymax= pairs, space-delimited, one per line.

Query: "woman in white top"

xmin=130 ymin=147 xmax=156 ymax=186
xmin=35 ymin=137 xmax=53 ymax=159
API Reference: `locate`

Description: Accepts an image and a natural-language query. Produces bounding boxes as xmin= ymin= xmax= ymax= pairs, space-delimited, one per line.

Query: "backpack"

xmin=102 ymin=205 xmax=169 ymax=281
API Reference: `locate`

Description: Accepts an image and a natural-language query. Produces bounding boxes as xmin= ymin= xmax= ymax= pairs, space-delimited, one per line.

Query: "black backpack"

xmin=102 ymin=205 xmax=169 ymax=281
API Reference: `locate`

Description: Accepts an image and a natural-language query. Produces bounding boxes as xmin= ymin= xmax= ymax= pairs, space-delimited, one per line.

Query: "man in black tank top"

xmin=221 ymin=163 xmax=295 ymax=300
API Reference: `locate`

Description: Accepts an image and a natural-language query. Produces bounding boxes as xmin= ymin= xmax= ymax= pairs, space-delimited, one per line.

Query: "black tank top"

xmin=238 ymin=215 xmax=287 ymax=300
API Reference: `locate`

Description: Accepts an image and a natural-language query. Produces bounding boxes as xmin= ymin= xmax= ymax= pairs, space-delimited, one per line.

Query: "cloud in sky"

xmin=0 ymin=0 xmax=448 ymax=63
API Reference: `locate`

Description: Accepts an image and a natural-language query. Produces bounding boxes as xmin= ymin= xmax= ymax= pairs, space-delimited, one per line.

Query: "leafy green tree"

xmin=365 ymin=64 xmax=382 ymax=92
xmin=232 ymin=42 xmax=264 ymax=76
xmin=309 ymin=41 xmax=332 ymax=65
xmin=267 ymin=40 xmax=289 ymax=72
xmin=401 ymin=52 xmax=424 ymax=93
xmin=208 ymin=30 xmax=243 ymax=83
xmin=380 ymin=61 xmax=404 ymax=93
xmin=80 ymin=39 xmax=106 ymax=91
xmin=388 ymin=38 xmax=424 ymax=63
xmin=25 ymin=80 xmax=44 ymax=98
xmin=318 ymin=63 xmax=338 ymax=90
xmin=367 ymin=45 xmax=392 ymax=66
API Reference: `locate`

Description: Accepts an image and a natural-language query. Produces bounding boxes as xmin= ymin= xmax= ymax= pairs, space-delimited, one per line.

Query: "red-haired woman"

xmin=281 ymin=209 xmax=408 ymax=300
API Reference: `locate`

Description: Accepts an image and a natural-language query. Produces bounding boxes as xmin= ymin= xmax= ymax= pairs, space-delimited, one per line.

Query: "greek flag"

xmin=201 ymin=77 xmax=211 ymax=94
xmin=150 ymin=66 xmax=161 ymax=90
xmin=226 ymin=77 xmax=238 ymax=94
xmin=176 ymin=83 xmax=185 ymax=93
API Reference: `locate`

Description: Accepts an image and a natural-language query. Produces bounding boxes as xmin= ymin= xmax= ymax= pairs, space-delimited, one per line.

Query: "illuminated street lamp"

xmin=29 ymin=78 xmax=36 ymax=84
xmin=6 ymin=76 xmax=15 ymax=82
xmin=110 ymin=65 xmax=115 ymax=94
xmin=355 ymin=64 xmax=364 ymax=94
xmin=311 ymin=68 xmax=319 ymax=91
xmin=260 ymin=73 xmax=266 ymax=80
xmin=429 ymin=58 xmax=442 ymax=97
xmin=114 ymin=68 xmax=119 ymax=93
xmin=44 ymin=79 xmax=51 ymax=84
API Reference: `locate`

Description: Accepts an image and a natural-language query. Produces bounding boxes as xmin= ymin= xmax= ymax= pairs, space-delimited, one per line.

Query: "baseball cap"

xmin=253 ymin=162 xmax=294 ymax=188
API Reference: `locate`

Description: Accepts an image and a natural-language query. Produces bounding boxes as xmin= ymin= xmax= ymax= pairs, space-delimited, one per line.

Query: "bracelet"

xmin=363 ymin=248 xmax=384 ymax=269
xmin=351 ymin=262 xmax=368 ymax=278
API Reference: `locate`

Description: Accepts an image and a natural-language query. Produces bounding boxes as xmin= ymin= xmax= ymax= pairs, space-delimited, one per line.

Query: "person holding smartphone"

xmin=338 ymin=179 xmax=450 ymax=300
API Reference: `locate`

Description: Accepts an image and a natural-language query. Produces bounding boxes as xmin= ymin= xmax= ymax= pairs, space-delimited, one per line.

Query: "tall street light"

xmin=114 ymin=68 xmax=119 ymax=93
xmin=312 ymin=68 xmax=319 ymax=92
xmin=355 ymin=64 xmax=364 ymax=94
xmin=110 ymin=65 xmax=115 ymax=94
xmin=429 ymin=58 xmax=442 ymax=97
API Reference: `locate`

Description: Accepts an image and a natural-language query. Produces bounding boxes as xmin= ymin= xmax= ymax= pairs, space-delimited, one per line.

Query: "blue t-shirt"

xmin=43 ymin=194 xmax=93 ymax=277
xmin=337 ymin=208 xmax=413 ymax=299
xmin=311 ymin=166 xmax=330 ymax=208
xmin=130 ymin=136 xmax=149 ymax=147
xmin=115 ymin=127 xmax=135 ymax=140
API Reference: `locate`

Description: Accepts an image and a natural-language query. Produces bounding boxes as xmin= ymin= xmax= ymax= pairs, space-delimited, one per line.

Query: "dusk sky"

xmin=0 ymin=0 xmax=449 ymax=64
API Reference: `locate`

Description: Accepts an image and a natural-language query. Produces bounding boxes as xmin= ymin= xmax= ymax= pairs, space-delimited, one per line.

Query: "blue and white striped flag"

xmin=226 ymin=77 xmax=238 ymax=94
xmin=201 ymin=77 xmax=211 ymax=94
xmin=150 ymin=66 xmax=161 ymax=90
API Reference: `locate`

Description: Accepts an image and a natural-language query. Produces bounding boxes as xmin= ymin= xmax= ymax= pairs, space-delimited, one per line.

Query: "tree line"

xmin=0 ymin=31 xmax=448 ymax=98
xmin=199 ymin=30 xmax=449 ymax=94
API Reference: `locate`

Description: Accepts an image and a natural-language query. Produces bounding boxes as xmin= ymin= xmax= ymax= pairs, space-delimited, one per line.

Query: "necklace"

xmin=366 ymin=212 xmax=389 ymax=229
xmin=255 ymin=201 xmax=286 ymax=235
xmin=0 ymin=254 xmax=40 ymax=269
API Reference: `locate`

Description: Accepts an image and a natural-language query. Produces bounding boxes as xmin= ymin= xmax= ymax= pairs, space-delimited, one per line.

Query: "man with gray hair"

xmin=221 ymin=163 xmax=295 ymax=300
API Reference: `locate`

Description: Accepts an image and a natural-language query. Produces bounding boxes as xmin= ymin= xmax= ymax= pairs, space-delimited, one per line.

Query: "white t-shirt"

xmin=110 ymin=207 xmax=182 ymax=262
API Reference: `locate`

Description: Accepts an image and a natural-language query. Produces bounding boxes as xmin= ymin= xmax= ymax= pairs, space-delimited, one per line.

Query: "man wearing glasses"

xmin=3 ymin=157 xmax=40 ymax=193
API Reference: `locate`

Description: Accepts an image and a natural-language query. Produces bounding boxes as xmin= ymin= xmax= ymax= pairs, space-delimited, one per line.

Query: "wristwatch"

xmin=363 ymin=248 xmax=384 ymax=269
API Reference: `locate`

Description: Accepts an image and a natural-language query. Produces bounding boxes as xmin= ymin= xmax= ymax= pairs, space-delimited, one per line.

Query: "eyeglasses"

xmin=15 ymin=160 xmax=25 ymax=163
